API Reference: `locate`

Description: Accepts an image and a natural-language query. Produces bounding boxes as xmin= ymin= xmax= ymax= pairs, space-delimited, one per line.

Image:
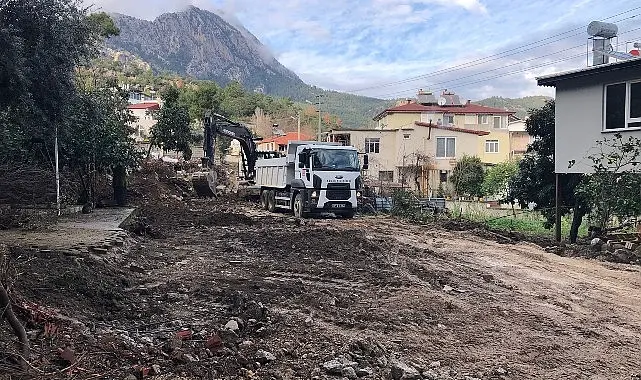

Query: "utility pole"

xmin=315 ymin=94 xmax=324 ymax=141
xmin=290 ymin=113 xmax=301 ymax=140
xmin=54 ymin=125 xmax=60 ymax=216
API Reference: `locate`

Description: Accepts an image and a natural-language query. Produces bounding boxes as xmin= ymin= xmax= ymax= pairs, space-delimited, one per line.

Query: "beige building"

xmin=507 ymin=117 xmax=533 ymax=159
xmin=127 ymin=102 xmax=160 ymax=143
xmin=329 ymin=122 xmax=490 ymax=196
xmin=328 ymin=90 xmax=523 ymax=196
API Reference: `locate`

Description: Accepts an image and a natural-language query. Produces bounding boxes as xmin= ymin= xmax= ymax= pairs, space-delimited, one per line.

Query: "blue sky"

xmin=89 ymin=0 xmax=641 ymax=100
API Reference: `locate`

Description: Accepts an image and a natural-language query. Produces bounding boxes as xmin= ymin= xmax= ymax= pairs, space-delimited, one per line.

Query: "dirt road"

xmin=2 ymin=199 xmax=640 ymax=380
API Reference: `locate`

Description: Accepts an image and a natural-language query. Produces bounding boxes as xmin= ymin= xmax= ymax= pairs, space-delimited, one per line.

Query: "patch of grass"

xmin=469 ymin=211 xmax=589 ymax=238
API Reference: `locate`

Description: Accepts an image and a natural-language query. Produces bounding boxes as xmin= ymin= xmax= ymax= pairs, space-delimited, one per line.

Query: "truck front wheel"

xmin=293 ymin=193 xmax=307 ymax=218
xmin=340 ymin=210 xmax=356 ymax=219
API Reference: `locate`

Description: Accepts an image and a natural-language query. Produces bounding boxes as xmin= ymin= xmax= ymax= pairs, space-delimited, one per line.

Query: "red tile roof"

xmin=260 ymin=132 xmax=311 ymax=145
xmin=374 ymin=102 xmax=514 ymax=120
xmin=128 ymin=102 xmax=160 ymax=110
xmin=414 ymin=121 xmax=490 ymax=136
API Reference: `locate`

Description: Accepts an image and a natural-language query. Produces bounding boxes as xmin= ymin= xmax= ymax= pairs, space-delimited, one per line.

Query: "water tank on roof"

xmin=587 ymin=21 xmax=618 ymax=38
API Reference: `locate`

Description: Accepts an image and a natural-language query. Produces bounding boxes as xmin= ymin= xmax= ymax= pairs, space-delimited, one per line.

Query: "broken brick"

xmin=175 ymin=329 xmax=193 ymax=340
xmin=58 ymin=347 xmax=76 ymax=364
xmin=205 ymin=334 xmax=223 ymax=350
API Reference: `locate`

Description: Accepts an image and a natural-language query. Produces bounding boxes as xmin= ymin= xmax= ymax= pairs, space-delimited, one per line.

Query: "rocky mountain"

xmin=107 ymin=6 xmax=302 ymax=94
xmin=475 ymin=96 xmax=552 ymax=119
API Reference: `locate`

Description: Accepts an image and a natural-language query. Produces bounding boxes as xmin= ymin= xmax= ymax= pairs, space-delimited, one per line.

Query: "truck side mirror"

xmin=362 ymin=154 xmax=369 ymax=170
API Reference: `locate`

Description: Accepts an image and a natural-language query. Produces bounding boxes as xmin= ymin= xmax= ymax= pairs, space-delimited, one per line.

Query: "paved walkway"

xmin=0 ymin=208 xmax=135 ymax=254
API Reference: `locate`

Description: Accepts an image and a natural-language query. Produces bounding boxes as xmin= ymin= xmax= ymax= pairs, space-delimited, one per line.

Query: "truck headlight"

xmin=311 ymin=191 xmax=318 ymax=198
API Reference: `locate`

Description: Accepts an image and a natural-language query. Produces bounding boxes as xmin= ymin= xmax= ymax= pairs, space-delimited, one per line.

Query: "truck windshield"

xmin=311 ymin=149 xmax=359 ymax=171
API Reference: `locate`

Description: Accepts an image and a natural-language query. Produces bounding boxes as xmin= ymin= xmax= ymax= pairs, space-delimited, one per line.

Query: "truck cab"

xmin=294 ymin=143 xmax=361 ymax=217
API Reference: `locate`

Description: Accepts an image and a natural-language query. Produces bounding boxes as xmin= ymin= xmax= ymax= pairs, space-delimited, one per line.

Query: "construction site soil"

xmin=2 ymin=180 xmax=641 ymax=379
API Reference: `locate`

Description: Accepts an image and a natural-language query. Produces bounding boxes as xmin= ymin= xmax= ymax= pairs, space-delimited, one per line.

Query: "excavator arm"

xmin=203 ymin=112 xmax=258 ymax=181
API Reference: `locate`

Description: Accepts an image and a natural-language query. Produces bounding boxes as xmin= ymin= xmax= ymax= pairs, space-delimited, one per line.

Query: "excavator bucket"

xmin=192 ymin=169 xmax=217 ymax=197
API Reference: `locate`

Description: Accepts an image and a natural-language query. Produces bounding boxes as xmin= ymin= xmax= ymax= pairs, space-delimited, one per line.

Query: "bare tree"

xmin=398 ymin=152 xmax=433 ymax=194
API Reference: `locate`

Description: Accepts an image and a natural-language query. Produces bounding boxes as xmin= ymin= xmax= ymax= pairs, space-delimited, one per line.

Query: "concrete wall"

xmin=478 ymin=129 xmax=511 ymax=165
xmin=378 ymin=113 xmax=419 ymax=129
xmin=554 ymin=66 xmax=641 ymax=173
xmin=510 ymin=131 xmax=531 ymax=154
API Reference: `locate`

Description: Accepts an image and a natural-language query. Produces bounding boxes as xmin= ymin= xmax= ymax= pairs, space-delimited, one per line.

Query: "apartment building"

xmin=328 ymin=90 xmax=519 ymax=196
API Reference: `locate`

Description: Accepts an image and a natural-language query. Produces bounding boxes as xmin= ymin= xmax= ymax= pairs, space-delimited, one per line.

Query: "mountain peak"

xmin=106 ymin=9 xmax=300 ymax=92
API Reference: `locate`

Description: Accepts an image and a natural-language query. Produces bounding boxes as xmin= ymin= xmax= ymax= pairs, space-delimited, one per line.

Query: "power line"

xmin=369 ymin=28 xmax=641 ymax=99
xmin=346 ymin=6 xmax=641 ymax=94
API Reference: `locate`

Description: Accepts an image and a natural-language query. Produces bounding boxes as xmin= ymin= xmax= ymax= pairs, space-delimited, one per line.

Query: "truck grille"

xmin=326 ymin=183 xmax=351 ymax=200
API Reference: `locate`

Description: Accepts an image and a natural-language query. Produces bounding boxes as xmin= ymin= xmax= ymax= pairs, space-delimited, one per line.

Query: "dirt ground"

xmin=1 ymin=191 xmax=640 ymax=380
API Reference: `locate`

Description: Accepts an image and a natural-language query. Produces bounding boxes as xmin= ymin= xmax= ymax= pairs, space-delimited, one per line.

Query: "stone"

xmin=590 ymin=237 xmax=602 ymax=246
xmin=256 ymin=349 xmax=277 ymax=364
xmin=90 ymin=246 xmax=108 ymax=254
xmin=322 ymin=359 xmax=344 ymax=375
xmin=125 ymin=375 xmax=137 ymax=380
xmin=225 ymin=320 xmax=240 ymax=331
xmin=342 ymin=366 xmax=358 ymax=379
xmin=151 ymin=364 xmax=161 ymax=375
xmin=613 ymin=248 xmax=633 ymax=263
xmin=338 ymin=356 xmax=358 ymax=369
xmin=129 ymin=263 xmax=145 ymax=273
xmin=167 ymin=292 xmax=188 ymax=301
xmin=442 ymin=285 xmax=454 ymax=292
xmin=496 ymin=367 xmax=507 ymax=375
xmin=356 ymin=367 xmax=373 ymax=377
xmin=429 ymin=361 xmax=441 ymax=368
xmin=422 ymin=369 xmax=439 ymax=380
xmin=183 ymin=353 xmax=198 ymax=362
xmin=391 ymin=360 xmax=420 ymax=380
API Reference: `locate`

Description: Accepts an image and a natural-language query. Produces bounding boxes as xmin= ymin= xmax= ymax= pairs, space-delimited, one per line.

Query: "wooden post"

xmin=554 ymin=173 xmax=561 ymax=243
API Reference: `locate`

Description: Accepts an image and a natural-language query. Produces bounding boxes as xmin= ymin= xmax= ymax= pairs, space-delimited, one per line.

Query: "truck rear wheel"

xmin=293 ymin=193 xmax=307 ymax=218
xmin=260 ymin=190 xmax=269 ymax=210
xmin=267 ymin=190 xmax=276 ymax=213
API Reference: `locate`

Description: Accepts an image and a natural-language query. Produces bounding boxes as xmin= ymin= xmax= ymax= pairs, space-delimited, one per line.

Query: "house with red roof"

xmin=257 ymin=132 xmax=312 ymax=153
xmin=328 ymin=90 xmax=520 ymax=196
xmin=127 ymin=102 xmax=160 ymax=143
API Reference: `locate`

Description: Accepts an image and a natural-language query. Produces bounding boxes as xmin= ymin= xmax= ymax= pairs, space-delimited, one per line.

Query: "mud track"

xmin=2 ymin=198 xmax=640 ymax=379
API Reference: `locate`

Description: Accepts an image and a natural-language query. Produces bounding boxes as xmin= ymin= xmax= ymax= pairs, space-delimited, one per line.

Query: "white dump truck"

xmin=256 ymin=141 xmax=368 ymax=218
xmin=195 ymin=112 xmax=368 ymax=218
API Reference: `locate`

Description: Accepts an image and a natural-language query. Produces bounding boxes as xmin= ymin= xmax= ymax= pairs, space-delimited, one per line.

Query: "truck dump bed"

xmin=255 ymin=157 xmax=292 ymax=189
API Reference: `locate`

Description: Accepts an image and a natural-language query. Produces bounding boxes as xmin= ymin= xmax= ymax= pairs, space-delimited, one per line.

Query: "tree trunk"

xmin=113 ymin=165 xmax=127 ymax=206
xmin=0 ymin=283 xmax=30 ymax=368
xmin=570 ymin=202 xmax=586 ymax=243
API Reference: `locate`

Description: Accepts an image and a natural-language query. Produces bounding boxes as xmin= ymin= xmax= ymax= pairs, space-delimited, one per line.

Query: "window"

xmin=478 ymin=115 xmax=489 ymax=124
xmin=439 ymin=170 xmax=448 ymax=183
xmin=436 ymin=137 xmax=456 ymax=158
xmin=365 ymin=138 xmax=380 ymax=153
xmin=379 ymin=171 xmax=394 ymax=182
xmin=444 ymin=114 xmax=455 ymax=124
xmin=604 ymin=81 xmax=641 ymax=130
xmin=420 ymin=112 xmax=430 ymax=123
xmin=485 ymin=140 xmax=499 ymax=153
xmin=493 ymin=116 xmax=504 ymax=129
xmin=403 ymin=134 xmax=411 ymax=140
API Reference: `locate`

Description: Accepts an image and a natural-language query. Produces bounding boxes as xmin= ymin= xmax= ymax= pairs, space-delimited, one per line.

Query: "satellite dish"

xmin=437 ymin=97 xmax=447 ymax=106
